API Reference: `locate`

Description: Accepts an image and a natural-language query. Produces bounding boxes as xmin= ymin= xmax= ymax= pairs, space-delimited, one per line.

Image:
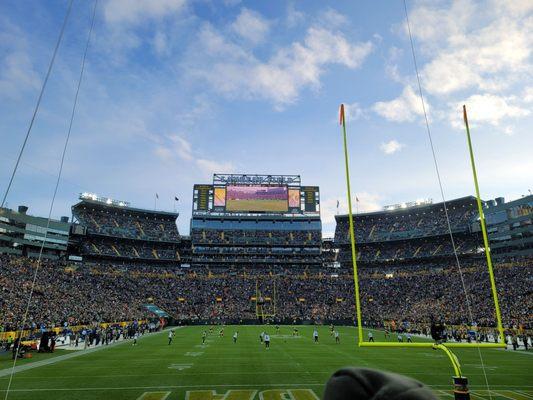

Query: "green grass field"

xmin=0 ymin=325 xmax=532 ymax=400
xmin=226 ymin=199 xmax=288 ymax=212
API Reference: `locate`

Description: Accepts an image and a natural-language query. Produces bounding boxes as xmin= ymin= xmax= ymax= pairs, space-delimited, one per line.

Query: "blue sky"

xmin=1 ymin=0 xmax=531 ymax=236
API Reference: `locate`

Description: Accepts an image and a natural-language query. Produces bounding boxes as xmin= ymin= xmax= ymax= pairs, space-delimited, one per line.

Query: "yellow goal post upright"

xmin=255 ymin=276 xmax=277 ymax=319
xmin=339 ymin=103 xmax=506 ymax=396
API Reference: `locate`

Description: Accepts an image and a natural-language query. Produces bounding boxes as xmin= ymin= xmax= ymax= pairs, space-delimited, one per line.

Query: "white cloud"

xmin=178 ymin=95 xmax=213 ymax=126
xmin=153 ymin=31 xmax=169 ymax=56
xmin=192 ymin=24 xmax=373 ymax=108
xmin=451 ymin=94 xmax=530 ymax=129
xmin=154 ymin=146 xmax=173 ymax=162
xmin=320 ymin=8 xmax=348 ymax=27
xmin=197 ymin=24 xmax=252 ymax=61
xmin=523 ymin=86 xmax=533 ymax=103
xmin=406 ymin=1 xmax=532 ymax=98
xmin=100 ymin=0 xmax=187 ymax=58
xmin=196 ymin=159 xmax=235 ymax=175
xmin=286 ymin=3 xmax=305 ymax=28
xmin=170 ymin=135 xmax=193 ymax=161
xmin=154 ymin=134 xmax=233 ymax=177
xmin=223 ymin=0 xmax=242 ymax=6
xmin=231 ymin=8 xmax=270 ymax=44
xmin=0 ymin=19 xmax=40 ymax=98
xmin=374 ymin=1 xmax=532 ymax=134
xmin=403 ymin=1 xmax=474 ymax=45
xmin=380 ymin=140 xmax=405 ymax=155
xmin=102 ymin=0 xmax=187 ymax=25
xmin=343 ymin=102 xmax=364 ymax=121
xmin=372 ymin=86 xmax=426 ymax=122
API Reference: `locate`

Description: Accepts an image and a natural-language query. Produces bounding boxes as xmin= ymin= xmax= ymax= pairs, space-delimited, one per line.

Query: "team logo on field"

xmin=139 ymin=388 xmax=319 ymax=400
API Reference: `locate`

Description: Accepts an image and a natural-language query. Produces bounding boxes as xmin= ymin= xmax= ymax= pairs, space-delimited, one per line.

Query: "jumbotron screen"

xmin=226 ymin=185 xmax=288 ymax=212
xmin=193 ymin=180 xmax=319 ymax=214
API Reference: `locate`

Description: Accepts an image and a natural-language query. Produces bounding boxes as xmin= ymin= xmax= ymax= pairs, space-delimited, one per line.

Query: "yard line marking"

xmin=492 ymin=391 xmax=515 ymax=400
xmin=495 ymin=391 xmax=531 ymax=400
xmin=1 ymin=385 xmax=533 ymax=393
xmin=437 ymin=390 xmax=454 ymax=398
xmin=136 ymin=392 xmax=171 ymax=400
xmin=516 ymin=391 xmax=533 ymax=399
xmin=185 ymin=352 xmax=204 ymax=357
xmin=168 ymin=364 xmax=192 ymax=370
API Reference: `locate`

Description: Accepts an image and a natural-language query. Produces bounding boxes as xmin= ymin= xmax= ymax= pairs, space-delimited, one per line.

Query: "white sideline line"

xmin=0 ymin=383 xmax=325 ymax=392
xmin=0 ymin=328 xmax=175 ymax=378
xmin=510 ymin=351 xmax=533 ymax=356
xmin=469 ymin=392 xmax=488 ymax=400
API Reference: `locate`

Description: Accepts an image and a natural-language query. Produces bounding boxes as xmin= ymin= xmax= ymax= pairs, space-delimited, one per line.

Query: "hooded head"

xmin=323 ymin=368 xmax=438 ymax=400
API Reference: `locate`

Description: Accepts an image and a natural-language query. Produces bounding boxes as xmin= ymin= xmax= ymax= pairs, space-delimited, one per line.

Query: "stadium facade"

xmin=484 ymin=194 xmax=532 ymax=258
xmin=0 ymin=205 xmax=70 ymax=259
xmin=190 ymin=174 xmax=322 ymax=268
xmin=0 ymin=179 xmax=530 ymax=267
xmin=68 ymin=193 xmax=184 ymax=264
xmin=334 ymin=196 xmax=485 ymax=268
xmin=0 ymin=178 xmax=530 ymax=330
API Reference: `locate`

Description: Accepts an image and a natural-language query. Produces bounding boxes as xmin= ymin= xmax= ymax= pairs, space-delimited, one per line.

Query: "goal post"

xmin=340 ymin=102 xmax=506 ymax=354
xmin=254 ymin=277 xmax=277 ymax=319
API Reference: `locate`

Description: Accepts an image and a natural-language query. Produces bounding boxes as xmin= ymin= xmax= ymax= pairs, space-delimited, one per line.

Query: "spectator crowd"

xmin=1 ymin=255 xmax=530 ymax=334
xmin=73 ymin=203 xmax=180 ymax=242
xmin=335 ymin=198 xmax=478 ymax=244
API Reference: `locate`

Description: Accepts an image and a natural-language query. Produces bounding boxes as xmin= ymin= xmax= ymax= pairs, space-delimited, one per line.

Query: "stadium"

xmin=1 ymin=1 xmax=532 ymax=400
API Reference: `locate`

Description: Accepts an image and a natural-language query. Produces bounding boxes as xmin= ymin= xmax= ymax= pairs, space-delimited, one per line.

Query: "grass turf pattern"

xmin=0 ymin=326 xmax=532 ymax=399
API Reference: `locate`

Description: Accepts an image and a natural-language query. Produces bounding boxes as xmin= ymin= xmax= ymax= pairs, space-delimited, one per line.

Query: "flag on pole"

xmin=339 ymin=104 xmax=345 ymax=125
xmin=156 ymin=193 xmax=159 ymax=199
xmin=336 ymin=200 xmax=340 ymax=208
xmin=356 ymin=196 xmax=359 ymax=202
xmin=174 ymin=196 xmax=179 ymax=201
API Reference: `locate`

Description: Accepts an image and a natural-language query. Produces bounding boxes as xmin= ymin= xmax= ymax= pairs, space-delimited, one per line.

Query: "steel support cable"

xmin=402 ymin=0 xmax=492 ymax=396
xmin=3 ymin=1 xmax=98 ymax=399
xmin=0 ymin=0 xmax=74 ymax=209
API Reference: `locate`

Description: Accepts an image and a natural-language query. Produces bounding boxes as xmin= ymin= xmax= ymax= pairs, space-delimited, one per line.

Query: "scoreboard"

xmin=192 ymin=175 xmax=319 ymax=215
xmin=301 ymin=186 xmax=319 ymax=213
xmin=193 ymin=185 xmax=212 ymax=211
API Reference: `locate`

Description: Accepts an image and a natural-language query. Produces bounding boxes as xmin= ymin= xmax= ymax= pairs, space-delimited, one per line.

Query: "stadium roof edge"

xmin=335 ymin=195 xmax=479 ymax=220
xmin=0 ymin=207 xmax=70 ymax=231
xmin=72 ymin=199 xmax=179 ymax=218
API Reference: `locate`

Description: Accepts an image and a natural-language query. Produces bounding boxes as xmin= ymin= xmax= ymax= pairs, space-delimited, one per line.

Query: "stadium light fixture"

xmin=79 ymin=193 xmax=130 ymax=207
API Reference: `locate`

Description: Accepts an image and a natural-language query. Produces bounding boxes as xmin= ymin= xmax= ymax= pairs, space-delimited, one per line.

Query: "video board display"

xmin=288 ymin=189 xmax=300 ymax=208
xmin=193 ymin=175 xmax=320 ymax=215
xmin=193 ymin=184 xmax=212 ymax=211
xmin=226 ymin=185 xmax=288 ymax=212
xmin=214 ymin=187 xmax=226 ymax=207
xmin=302 ymin=186 xmax=319 ymax=213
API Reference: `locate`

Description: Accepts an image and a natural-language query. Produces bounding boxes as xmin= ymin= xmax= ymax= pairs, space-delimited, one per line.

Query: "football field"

xmin=0 ymin=326 xmax=532 ymax=400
